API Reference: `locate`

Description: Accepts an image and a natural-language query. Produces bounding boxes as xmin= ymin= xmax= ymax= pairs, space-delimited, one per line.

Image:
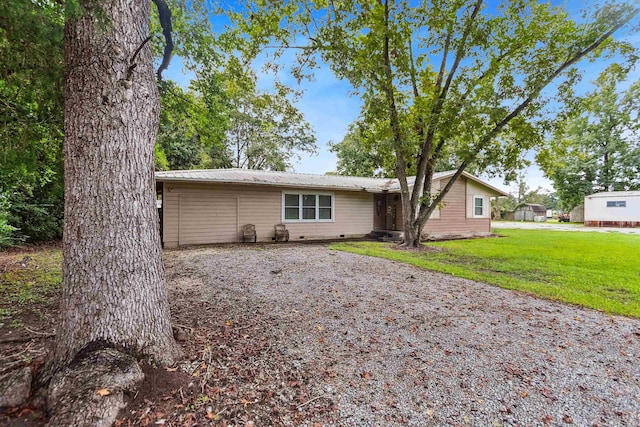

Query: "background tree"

xmin=46 ymin=1 xmax=181 ymax=423
xmin=226 ymin=80 xmax=317 ymax=170
xmin=537 ymin=64 xmax=640 ymax=210
xmin=152 ymin=0 xmax=316 ymax=172
xmin=251 ymin=0 xmax=638 ymax=246
xmin=156 ymin=80 xmax=230 ymax=170
xmin=329 ymin=123 xmax=390 ymax=177
xmin=0 ymin=1 xmax=65 ymax=243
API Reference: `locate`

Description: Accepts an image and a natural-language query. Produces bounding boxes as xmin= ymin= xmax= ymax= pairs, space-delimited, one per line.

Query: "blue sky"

xmin=163 ymin=1 xmax=639 ymax=197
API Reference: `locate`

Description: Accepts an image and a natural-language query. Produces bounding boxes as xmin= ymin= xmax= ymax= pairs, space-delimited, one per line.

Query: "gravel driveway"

xmin=165 ymin=244 xmax=640 ymax=426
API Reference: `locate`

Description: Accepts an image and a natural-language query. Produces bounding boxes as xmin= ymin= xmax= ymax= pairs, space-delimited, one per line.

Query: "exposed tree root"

xmin=47 ymin=348 xmax=143 ymax=427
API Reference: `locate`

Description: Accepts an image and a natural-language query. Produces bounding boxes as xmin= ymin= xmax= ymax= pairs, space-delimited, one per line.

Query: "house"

xmin=584 ymin=191 xmax=640 ymax=228
xmin=155 ymin=168 xmax=508 ymax=247
xmin=511 ymin=203 xmax=547 ymax=222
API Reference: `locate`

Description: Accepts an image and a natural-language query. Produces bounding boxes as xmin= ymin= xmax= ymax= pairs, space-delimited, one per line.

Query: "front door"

xmin=374 ymin=193 xmax=402 ymax=231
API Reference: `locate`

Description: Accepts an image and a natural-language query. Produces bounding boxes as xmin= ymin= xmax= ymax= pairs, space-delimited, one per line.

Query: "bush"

xmin=6 ymin=191 xmax=63 ymax=243
xmin=0 ymin=195 xmax=19 ymax=248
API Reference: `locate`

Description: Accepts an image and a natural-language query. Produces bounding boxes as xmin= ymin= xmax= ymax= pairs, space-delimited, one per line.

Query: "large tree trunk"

xmin=51 ymin=0 xmax=181 ymax=374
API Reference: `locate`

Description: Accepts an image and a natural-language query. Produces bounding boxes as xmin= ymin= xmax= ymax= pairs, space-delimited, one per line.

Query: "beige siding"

xmin=285 ymin=192 xmax=373 ymax=240
xmin=162 ymin=182 xmax=373 ymax=247
xmin=466 ymin=179 xmax=491 ymax=219
xmin=424 ymin=177 xmax=491 ymax=238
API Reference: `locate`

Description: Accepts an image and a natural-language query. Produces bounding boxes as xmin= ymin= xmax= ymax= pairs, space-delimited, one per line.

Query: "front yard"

xmin=1 ymin=231 xmax=640 ymax=425
xmin=331 ymin=228 xmax=640 ymax=318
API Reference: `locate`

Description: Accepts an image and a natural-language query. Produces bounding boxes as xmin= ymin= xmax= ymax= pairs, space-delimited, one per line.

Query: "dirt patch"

xmin=393 ymin=243 xmax=445 ymax=253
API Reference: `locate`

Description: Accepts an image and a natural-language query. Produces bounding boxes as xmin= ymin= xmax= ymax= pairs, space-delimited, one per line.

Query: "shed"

xmin=569 ymin=203 xmax=584 ymax=223
xmin=513 ymin=203 xmax=547 ymax=222
xmin=584 ymin=191 xmax=640 ymax=228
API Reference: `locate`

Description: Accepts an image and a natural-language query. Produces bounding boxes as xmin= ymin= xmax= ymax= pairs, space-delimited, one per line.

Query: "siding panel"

xmin=424 ymin=177 xmax=492 ymax=237
xmin=162 ymin=183 xmax=373 ymax=246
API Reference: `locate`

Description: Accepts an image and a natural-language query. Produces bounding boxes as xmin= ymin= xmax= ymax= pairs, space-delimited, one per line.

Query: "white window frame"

xmin=282 ymin=191 xmax=335 ymax=223
xmin=473 ymin=195 xmax=485 ymax=218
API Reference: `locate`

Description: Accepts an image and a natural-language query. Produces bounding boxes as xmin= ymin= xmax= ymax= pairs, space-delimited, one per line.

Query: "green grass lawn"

xmin=330 ymin=229 xmax=640 ymax=318
xmin=0 ymin=246 xmax=62 ymax=328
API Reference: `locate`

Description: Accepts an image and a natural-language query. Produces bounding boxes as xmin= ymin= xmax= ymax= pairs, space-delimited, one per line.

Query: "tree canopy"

xmin=0 ymin=1 xmax=65 ymax=243
xmin=537 ymin=64 xmax=640 ymax=210
xmin=0 ymin=0 xmax=317 ymax=244
xmin=247 ymin=0 xmax=638 ymax=245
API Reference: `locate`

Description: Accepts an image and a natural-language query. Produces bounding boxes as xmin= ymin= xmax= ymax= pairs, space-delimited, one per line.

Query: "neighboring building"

xmin=569 ymin=203 xmax=584 ymax=223
xmin=513 ymin=203 xmax=547 ymax=222
xmin=584 ymin=191 xmax=640 ymax=228
xmin=155 ymin=168 xmax=508 ymax=247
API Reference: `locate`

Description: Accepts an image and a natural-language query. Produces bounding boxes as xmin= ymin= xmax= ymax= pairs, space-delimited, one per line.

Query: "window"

xmin=284 ymin=194 xmax=300 ymax=220
xmin=282 ymin=192 xmax=334 ymax=222
xmin=606 ymin=200 xmax=626 ymax=208
xmin=474 ymin=196 xmax=484 ymax=217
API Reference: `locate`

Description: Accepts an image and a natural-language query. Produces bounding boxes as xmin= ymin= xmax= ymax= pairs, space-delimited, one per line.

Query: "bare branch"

xmin=152 ymin=0 xmax=173 ymax=81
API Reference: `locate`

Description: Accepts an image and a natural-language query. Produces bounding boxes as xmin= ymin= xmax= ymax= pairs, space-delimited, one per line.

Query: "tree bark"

xmin=50 ymin=0 xmax=181 ymax=375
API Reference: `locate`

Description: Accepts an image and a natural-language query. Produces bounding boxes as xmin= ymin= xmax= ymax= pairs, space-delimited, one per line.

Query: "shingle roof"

xmin=155 ymin=168 xmax=508 ymax=196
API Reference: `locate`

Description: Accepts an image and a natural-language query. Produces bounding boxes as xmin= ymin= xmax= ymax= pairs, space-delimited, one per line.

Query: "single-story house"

xmin=584 ymin=191 xmax=640 ymax=228
xmin=155 ymin=168 xmax=508 ymax=247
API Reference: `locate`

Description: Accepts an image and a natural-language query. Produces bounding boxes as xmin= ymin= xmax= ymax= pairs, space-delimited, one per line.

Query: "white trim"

xmin=281 ymin=191 xmax=335 ymax=223
xmin=473 ymin=195 xmax=485 ymax=218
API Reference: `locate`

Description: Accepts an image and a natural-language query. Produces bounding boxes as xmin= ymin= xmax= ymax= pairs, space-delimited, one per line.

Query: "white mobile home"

xmin=584 ymin=191 xmax=640 ymax=228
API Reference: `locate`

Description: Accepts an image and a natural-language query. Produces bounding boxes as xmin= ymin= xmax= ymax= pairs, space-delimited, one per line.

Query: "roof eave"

xmin=155 ymin=176 xmax=383 ymax=193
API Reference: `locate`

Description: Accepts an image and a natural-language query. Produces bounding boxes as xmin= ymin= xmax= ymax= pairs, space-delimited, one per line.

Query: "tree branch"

xmin=152 ymin=0 xmax=173 ymax=81
xmin=412 ymin=0 xmax=484 ymax=211
xmin=415 ymin=7 xmax=639 ymax=228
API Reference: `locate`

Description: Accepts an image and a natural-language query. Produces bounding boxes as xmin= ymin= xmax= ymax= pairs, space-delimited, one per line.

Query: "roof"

xmin=519 ymin=203 xmax=546 ymax=212
xmin=155 ymin=168 xmax=395 ymax=192
xmin=585 ymin=191 xmax=640 ymax=199
xmin=155 ymin=168 xmax=509 ymax=196
xmin=390 ymin=170 xmax=509 ymax=197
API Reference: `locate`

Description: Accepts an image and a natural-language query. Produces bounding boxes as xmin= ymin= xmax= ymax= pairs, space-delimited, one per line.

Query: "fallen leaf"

xmin=96 ymin=388 xmax=111 ymax=396
xmin=225 ymin=320 xmax=233 ymax=326
xmin=426 ymin=408 xmax=434 ymax=416
xmin=520 ymin=390 xmax=529 ymax=398
xmin=361 ymin=371 xmax=372 ymax=379
xmin=316 ymin=325 xmax=325 ymax=332
xmin=165 ymin=367 xmax=178 ymax=372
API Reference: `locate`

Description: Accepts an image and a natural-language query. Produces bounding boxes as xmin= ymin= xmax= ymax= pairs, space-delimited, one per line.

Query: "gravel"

xmin=165 ymin=243 xmax=640 ymax=426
